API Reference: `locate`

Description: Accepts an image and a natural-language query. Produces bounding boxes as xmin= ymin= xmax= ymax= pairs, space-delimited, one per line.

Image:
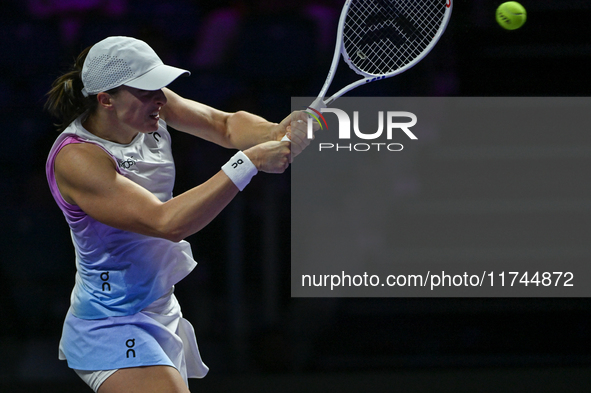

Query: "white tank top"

xmin=46 ymin=116 xmax=197 ymax=320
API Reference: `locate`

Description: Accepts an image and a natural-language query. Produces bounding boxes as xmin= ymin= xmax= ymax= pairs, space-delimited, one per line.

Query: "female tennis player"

xmin=45 ymin=36 xmax=308 ymax=393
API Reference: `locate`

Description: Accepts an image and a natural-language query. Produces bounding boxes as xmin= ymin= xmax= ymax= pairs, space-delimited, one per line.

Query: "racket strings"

xmin=343 ymin=0 xmax=447 ymax=75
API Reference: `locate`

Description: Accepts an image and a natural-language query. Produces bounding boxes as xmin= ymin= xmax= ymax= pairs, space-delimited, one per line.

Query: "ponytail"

xmin=45 ymin=46 xmax=97 ymax=131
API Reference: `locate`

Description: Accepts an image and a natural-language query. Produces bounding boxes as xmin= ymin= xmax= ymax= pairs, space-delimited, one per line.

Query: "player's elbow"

xmin=151 ymin=228 xmax=188 ymax=243
xmin=160 ymin=229 xmax=186 ymax=243
xmin=142 ymin=200 xmax=212 ymax=242
xmin=154 ymin=212 xmax=204 ymax=243
xmin=153 ymin=220 xmax=190 ymax=243
xmin=139 ymin=210 xmax=189 ymax=243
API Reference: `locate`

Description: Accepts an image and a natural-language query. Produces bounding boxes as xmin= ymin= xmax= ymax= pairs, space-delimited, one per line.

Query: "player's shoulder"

xmin=53 ymin=141 xmax=119 ymax=204
xmin=55 ymin=142 xmax=116 ymax=175
xmin=58 ymin=141 xmax=109 ymax=159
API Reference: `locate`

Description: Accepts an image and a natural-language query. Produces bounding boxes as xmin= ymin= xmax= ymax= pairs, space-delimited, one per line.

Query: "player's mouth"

xmin=149 ymin=109 xmax=160 ymax=121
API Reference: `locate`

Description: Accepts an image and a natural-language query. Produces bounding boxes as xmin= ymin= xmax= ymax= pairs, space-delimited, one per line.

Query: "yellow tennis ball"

xmin=496 ymin=2 xmax=527 ymax=30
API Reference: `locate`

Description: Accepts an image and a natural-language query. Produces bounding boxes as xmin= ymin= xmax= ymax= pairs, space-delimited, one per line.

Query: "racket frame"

xmin=313 ymin=0 xmax=453 ymax=109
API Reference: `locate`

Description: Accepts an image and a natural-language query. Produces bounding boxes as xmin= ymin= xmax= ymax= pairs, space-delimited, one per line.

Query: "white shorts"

xmin=74 ymin=369 xmax=118 ymax=392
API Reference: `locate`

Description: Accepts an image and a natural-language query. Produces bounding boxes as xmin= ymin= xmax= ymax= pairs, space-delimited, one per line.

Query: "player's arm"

xmin=160 ymin=88 xmax=311 ymax=158
xmin=54 ymin=141 xmax=289 ymax=242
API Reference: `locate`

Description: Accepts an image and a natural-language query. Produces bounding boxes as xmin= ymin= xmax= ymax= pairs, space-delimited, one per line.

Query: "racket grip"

xmin=309 ymin=97 xmax=327 ymax=112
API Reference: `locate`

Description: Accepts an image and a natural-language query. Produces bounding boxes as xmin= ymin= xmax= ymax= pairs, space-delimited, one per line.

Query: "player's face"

xmin=111 ymin=86 xmax=167 ymax=134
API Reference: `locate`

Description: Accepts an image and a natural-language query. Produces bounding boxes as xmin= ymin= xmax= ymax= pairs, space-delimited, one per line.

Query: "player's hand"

xmin=286 ymin=111 xmax=313 ymax=160
xmin=277 ymin=111 xmax=320 ymax=161
xmin=244 ymin=140 xmax=291 ymax=174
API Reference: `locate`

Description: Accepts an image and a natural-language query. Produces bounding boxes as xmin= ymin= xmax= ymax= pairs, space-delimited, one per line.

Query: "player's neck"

xmin=83 ymin=112 xmax=138 ymax=145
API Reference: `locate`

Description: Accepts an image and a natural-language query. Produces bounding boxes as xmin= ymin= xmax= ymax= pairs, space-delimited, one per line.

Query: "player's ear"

xmin=96 ymin=92 xmax=114 ymax=109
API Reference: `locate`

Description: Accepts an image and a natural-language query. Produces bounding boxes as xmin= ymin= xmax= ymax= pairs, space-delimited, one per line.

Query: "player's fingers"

xmin=282 ymin=125 xmax=292 ymax=141
xmin=287 ymin=127 xmax=305 ymax=144
xmin=289 ymin=120 xmax=306 ymax=137
xmin=278 ymin=143 xmax=291 ymax=171
xmin=280 ymin=139 xmax=297 ymax=164
xmin=286 ymin=131 xmax=308 ymax=159
xmin=291 ymin=114 xmax=321 ymax=137
xmin=289 ymin=119 xmax=315 ymax=147
xmin=290 ymin=110 xmax=307 ymax=123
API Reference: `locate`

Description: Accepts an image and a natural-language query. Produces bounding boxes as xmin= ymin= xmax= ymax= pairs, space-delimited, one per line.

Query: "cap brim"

xmin=124 ymin=64 xmax=190 ymax=91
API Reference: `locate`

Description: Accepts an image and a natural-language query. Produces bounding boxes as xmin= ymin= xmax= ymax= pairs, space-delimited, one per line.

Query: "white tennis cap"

xmin=81 ymin=36 xmax=190 ymax=97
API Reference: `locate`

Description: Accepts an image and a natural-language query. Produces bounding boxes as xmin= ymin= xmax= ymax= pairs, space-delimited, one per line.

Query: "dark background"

xmin=1 ymin=0 xmax=590 ymax=391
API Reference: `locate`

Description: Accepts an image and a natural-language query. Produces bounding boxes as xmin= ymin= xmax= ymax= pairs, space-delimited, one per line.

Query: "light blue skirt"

xmin=59 ymin=288 xmax=209 ymax=384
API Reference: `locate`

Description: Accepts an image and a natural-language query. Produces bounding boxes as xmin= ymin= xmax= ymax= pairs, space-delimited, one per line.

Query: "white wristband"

xmin=221 ymin=151 xmax=258 ymax=191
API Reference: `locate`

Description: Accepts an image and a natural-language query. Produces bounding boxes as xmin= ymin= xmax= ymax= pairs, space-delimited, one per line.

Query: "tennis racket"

xmin=283 ymin=0 xmax=453 ymax=141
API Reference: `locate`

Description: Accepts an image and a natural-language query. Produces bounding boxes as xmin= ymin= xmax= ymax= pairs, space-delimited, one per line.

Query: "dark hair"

xmin=45 ymin=46 xmax=94 ymax=131
xmin=45 ymin=46 xmax=119 ymax=132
